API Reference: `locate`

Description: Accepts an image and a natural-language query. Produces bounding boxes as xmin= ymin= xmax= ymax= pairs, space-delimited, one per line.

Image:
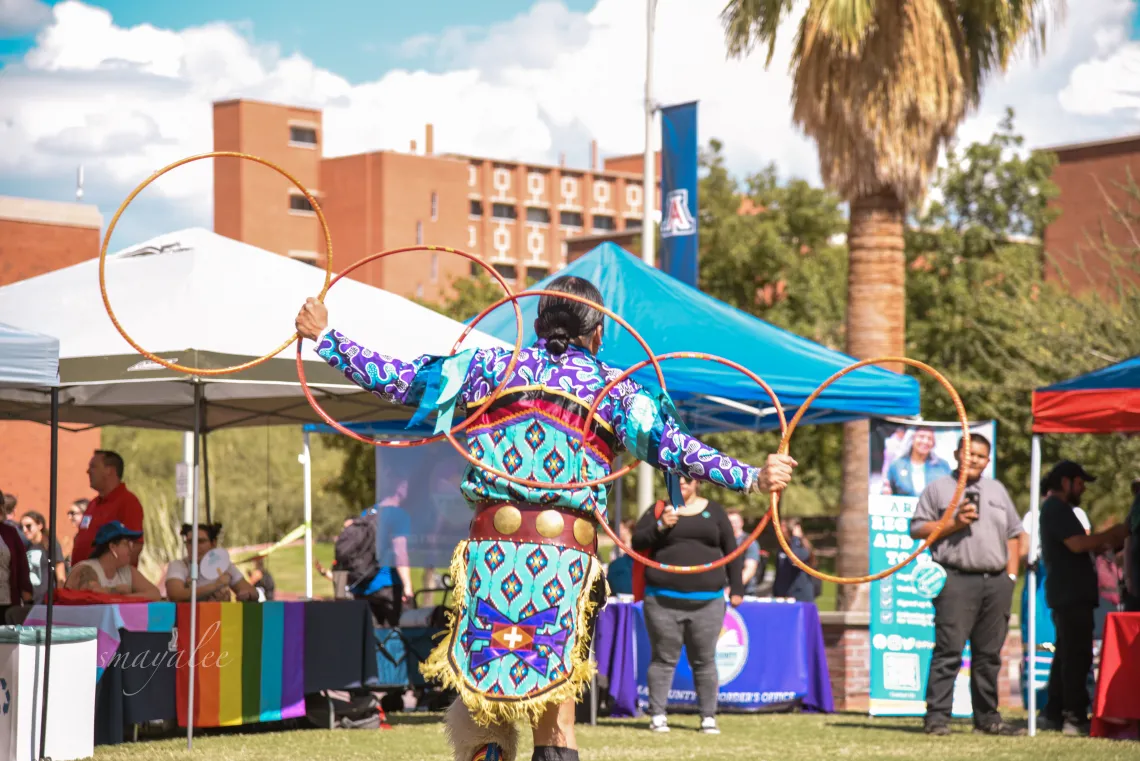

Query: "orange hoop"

xmin=100 ymin=152 xmax=333 ymax=376
xmin=296 ymin=246 xmax=523 ymax=447
xmin=768 ymin=357 xmax=972 ymax=584
xmin=582 ymin=351 xmax=786 ymax=573
xmin=438 ymin=289 xmax=667 ymax=490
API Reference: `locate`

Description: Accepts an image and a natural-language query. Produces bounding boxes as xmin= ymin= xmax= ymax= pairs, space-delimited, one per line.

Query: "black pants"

xmin=925 ymin=570 xmax=1014 ymax=726
xmin=1044 ymin=604 xmax=1094 ymax=724
xmin=362 ymin=576 xmax=404 ymax=628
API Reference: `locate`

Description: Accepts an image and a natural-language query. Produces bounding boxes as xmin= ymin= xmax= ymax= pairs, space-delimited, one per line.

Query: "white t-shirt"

xmin=166 ymin=557 xmax=244 ymax=587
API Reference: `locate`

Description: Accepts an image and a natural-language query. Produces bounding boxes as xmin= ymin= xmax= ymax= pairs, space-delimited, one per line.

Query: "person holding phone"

xmin=909 ymin=434 xmax=1027 ymax=737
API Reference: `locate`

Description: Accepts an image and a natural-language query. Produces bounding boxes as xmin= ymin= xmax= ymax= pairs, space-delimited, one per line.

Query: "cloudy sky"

xmin=2 ymin=0 xmax=1139 ymax=248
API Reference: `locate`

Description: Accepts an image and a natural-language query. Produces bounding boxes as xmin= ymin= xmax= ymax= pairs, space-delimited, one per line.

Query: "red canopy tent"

xmin=1026 ymin=354 xmax=1140 ymax=736
xmin=1033 ymin=355 xmax=1140 ymax=434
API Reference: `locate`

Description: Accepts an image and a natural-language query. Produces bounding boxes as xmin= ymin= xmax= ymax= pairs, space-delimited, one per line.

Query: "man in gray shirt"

xmin=909 ymin=433 xmax=1026 ymax=736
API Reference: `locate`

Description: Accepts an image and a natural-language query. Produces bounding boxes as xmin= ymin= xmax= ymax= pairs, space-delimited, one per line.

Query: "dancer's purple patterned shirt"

xmin=317 ymin=330 xmax=758 ymax=519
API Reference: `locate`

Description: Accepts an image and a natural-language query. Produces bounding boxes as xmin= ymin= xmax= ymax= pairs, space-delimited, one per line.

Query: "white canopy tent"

xmin=0 ymin=228 xmax=505 ymax=749
xmin=0 ymin=322 xmax=60 ymax=759
xmin=0 ymin=227 xmax=507 ymax=430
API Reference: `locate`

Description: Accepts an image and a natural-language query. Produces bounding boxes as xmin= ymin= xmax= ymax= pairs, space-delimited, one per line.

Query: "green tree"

xmin=906 ymin=112 xmax=1140 ymax=524
xmin=696 ymin=140 xmax=848 ymax=518
xmin=722 ymin=0 xmax=1062 ymax=609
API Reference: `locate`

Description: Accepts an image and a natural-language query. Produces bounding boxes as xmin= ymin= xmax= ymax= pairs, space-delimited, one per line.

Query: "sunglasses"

xmin=20 ymin=522 xmax=34 ymax=531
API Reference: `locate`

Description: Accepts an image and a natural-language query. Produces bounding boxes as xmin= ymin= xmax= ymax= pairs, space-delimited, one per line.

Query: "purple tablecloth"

xmin=595 ymin=599 xmax=834 ymax=716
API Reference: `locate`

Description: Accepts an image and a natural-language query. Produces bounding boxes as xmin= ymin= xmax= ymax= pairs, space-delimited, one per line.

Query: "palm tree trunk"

xmin=837 ymin=190 xmax=906 ymax=612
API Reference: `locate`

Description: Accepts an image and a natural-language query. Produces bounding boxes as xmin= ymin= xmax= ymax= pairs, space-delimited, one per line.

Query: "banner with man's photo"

xmin=867 ymin=419 xmax=997 ymax=717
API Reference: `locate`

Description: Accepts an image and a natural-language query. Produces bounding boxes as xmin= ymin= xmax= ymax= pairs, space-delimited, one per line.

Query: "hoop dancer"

xmin=295 ymin=276 xmax=796 ymax=761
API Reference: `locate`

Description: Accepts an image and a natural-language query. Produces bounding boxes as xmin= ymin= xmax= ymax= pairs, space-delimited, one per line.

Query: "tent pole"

xmin=302 ymin=431 xmax=313 ymax=599
xmin=182 ymin=432 xmax=194 ymax=524
xmin=202 ymin=424 xmax=212 ymax=525
xmin=1027 ymin=434 xmax=1042 ymax=736
xmin=187 ymin=380 xmax=203 ymax=750
xmin=37 ymin=387 xmax=59 ymax=761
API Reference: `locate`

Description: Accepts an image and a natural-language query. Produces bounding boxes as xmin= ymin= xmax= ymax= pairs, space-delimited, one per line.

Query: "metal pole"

xmin=202 ymin=429 xmax=212 ymax=525
xmin=37 ymin=387 xmax=59 ymax=761
xmin=187 ymin=381 xmax=203 ymax=750
xmin=302 ymin=431 xmax=314 ymax=599
xmin=637 ymin=0 xmax=658 ymax=515
xmin=1027 ymin=434 xmax=1042 ymax=736
xmin=182 ymin=432 xmax=194 ymax=524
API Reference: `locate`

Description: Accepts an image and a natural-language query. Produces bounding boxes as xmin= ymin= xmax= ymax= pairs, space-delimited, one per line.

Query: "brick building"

xmin=0 ymin=195 xmax=103 ymax=545
xmin=212 ymin=99 xmax=658 ymax=300
xmin=1044 ymin=134 xmax=1140 ymax=296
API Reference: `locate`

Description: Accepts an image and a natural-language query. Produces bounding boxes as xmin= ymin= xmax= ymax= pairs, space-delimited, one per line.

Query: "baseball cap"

xmin=93 ymin=520 xmax=142 ymax=547
xmin=1042 ymin=460 xmax=1097 ymax=491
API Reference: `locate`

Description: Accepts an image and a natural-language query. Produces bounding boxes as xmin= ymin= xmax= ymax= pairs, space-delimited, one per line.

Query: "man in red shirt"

xmin=72 ymin=450 xmax=144 ymax=566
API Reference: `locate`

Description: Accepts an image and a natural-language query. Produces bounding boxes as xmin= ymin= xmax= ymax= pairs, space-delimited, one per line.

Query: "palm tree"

xmin=722 ymin=0 xmax=1059 ymax=610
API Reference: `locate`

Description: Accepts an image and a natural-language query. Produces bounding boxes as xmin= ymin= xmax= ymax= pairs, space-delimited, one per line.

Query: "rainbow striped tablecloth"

xmin=175 ymin=602 xmax=306 ymax=727
xmin=26 ymin=603 xmax=176 ymax=680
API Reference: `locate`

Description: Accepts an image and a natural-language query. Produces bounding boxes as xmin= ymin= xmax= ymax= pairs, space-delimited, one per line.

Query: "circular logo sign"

xmin=714 ymin=607 xmax=749 ymax=685
xmin=914 ymin=562 xmax=947 ymax=599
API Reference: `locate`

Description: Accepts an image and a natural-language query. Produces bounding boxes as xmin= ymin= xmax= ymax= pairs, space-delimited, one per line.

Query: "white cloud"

xmin=0 ymin=0 xmax=50 ymax=36
xmin=0 ymin=0 xmax=1138 ymax=244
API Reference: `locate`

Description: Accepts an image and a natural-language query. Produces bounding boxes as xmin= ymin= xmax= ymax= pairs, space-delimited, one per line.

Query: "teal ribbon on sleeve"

xmin=405 ymin=348 xmax=478 ymax=433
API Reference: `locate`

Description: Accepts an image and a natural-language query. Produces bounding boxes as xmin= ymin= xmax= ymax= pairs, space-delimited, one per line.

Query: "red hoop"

xmin=439 ymin=289 xmax=667 ymax=491
xmin=582 ymin=351 xmax=786 ymax=574
xmin=296 ymin=246 xmax=524 ymax=447
xmin=767 ymin=357 xmax=971 ymax=584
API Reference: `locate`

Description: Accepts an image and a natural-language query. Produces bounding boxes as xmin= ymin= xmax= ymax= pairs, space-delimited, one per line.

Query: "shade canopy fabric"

xmin=0 ymin=228 xmax=505 ymax=431
xmin=0 ymin=322 xmax=59 ymax=389
xmin=466 ymin=243 xmax=920 ymax=432
xmin=1032 ymin=355 xmax=1140 ymax=434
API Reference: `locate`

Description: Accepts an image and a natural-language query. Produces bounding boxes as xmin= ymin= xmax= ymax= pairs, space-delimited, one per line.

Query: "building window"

xmin=431 ymin=252 xmax=439 ymax=282
xmin=526 ymin=267 xmax=546 ymax=284
xmin=289 ymin=194 xmax=315 ymax=213
xmin=492 ymin=203 xmax=517 ymax=220
xmin=592 ymin=214 xmax=616 ymax=232
xmin=470 ymin=199 xmax=484 ymax=217
xmin=470 ymin=261 xmax=483 ymax=278
xmin=431 ymin=192 xmax=438 ymax=221
xmin=416 ymin=220 xmax=424 ymax=245
xmin=525 ymin=207 xmax=551 ymax=224
xmin=493 ymin=263 xmax=518 ymax=281
xmin=559 ymin=211 xmax=583 ymax=228
xmin=289 ymin=125 xmax=318 ymax=146
xmin=626 ymin=218 xmax=642 ymax=230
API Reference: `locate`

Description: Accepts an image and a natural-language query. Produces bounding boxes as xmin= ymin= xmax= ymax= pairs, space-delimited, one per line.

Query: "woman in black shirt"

xmin=631 ymin=476 xmax=743 ymax=735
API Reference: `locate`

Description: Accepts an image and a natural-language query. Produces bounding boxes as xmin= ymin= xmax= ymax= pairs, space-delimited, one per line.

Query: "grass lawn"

xmin=92 ymin=712 xmax=1137 ymax=761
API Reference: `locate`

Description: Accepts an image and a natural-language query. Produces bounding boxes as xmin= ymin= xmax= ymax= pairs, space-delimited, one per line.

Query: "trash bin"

xmin=0 ymin=625 xmax=97 ymax=761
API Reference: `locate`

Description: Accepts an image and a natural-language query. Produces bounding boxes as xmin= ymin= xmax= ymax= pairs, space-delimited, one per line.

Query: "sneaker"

xmin=648 ymin=714 xmax=669 ymax=733
xmin=924 ymin=723 xmax=951 ymax=736
xmin=700 ymin=716 xmax=720 ymax=734
xmin=1036 ymin=715 xmax=1062 ymax=732
xmin=974 ymin=721 xmax=1026 ymax=736
xmin=1062 ymin=719 xmax=1090 ymax=737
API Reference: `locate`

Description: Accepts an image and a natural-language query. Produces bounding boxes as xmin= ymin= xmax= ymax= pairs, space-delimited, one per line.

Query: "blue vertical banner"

xmin=867 ymin=419 xmax=997 ymax=717
xmin=659 ymin=101 xmax=699 ymax=287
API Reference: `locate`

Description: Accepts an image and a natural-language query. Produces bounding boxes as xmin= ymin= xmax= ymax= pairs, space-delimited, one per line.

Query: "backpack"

xmin=335 ymin=513 xmax=380 ymax=592
xmin=631 ymin=501 xmax=666 ymax=602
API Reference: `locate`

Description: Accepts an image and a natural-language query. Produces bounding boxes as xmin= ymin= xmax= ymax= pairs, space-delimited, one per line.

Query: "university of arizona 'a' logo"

xmin=660 ymin=189 xmax=696 ymax=237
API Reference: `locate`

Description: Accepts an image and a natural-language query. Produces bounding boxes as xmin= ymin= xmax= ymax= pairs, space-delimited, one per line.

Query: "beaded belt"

xmin=470 ymin=503 xmax=598 ymax=554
